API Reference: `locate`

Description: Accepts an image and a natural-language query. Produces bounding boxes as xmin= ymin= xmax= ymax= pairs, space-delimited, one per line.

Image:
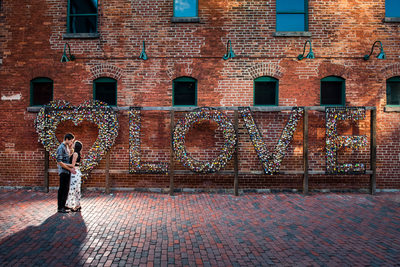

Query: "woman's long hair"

xmin=74 ymin=141 xmax=82 ymax=163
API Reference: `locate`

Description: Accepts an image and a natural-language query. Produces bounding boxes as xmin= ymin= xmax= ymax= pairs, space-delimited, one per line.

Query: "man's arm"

xmin=57 ymin=161 xmax=76 ymax=174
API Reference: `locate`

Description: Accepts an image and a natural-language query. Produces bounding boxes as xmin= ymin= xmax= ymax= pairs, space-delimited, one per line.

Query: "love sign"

xmin=35 ymin=101 xmax=368 ymax=179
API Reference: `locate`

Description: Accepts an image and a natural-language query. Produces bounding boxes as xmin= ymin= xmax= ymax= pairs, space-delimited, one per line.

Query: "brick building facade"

xmin=0 ymin=0 xmax=399 ymax=192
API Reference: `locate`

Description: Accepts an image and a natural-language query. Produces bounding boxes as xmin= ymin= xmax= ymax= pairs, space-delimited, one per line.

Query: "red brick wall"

xmin=0 ymin=0 xmax=399 ymax=191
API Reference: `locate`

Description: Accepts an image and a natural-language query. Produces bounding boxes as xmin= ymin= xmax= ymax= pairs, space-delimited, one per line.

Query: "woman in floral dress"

xmin=66 ymin=141 xmax=83 ymax=212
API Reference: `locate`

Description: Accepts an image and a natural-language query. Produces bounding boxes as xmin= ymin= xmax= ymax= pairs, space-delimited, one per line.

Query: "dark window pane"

xmin=69 ymin=15 xmax=97 ymax=33
xmin=276 ymin=14 xmax=305 ymax=31
xmin=386 ymin=0 xmax=400 ymax=17
xmin=277 ymin=0 xmax=305 ymax=12
xmin=174 ymin=0 xmax=197 ymax=17
xmin=254 ymin=82 xmax=276 ymax=105
xmin=32 ymin=82 xmax=52 ymax=106
xmin=70 ymin=0 xmax=98 ymax=14
xmin=388 ymin=82 xmax=400 ymax=105
xmin=95 ymin=82 xmax=116 ymax=106
xmin=321 ymin=81 xmax=343 ymax=105
xmin=174 ymin=81 xmax=196 ymax=105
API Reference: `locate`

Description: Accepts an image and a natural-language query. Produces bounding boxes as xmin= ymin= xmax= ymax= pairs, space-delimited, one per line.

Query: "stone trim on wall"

xmin=246 ymin=62 xmax=284 ymax=80
xmin=89 ymin=64 xmax=124 ymax=81
xmin=381 ymin=63 xmax=400 ymax=79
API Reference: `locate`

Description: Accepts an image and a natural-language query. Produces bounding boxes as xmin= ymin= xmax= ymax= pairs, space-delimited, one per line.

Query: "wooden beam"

xmin=169 ymin=110 xmax=175 ymax=196
xmin=105 ymin=151 xmax=111 ymax=194
xmin=44 ymin=150 xmax=49 ymax=193
xmin=303 ymin=108 xmax=309 ymax=194
xmin=233 ymin=110 xmax=239 ymax=196
xmin=370 ymin=109 xmax=377 ymax=195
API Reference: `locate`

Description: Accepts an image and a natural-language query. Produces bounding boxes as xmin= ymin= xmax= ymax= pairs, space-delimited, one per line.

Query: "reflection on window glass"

xmin=386 ymin=0 xmax=400 ymax=17
xmin=276 ymin=14 xmax=305 ymax=32
xmin=276 ymin=0 xmax=305 ymax=12
xmin=174 ymin=0 xmax=197 ymax=17
xmin=276 ymin=0 xmax=307 ymax=31
xmin=68 ymin=0 xmax=98 ymax=33
xmin=70 ymin=16 xmax=97 ymax=33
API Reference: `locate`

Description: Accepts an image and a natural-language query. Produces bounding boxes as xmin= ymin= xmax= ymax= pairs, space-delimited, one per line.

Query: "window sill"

xmin=63 ymin=33 xmax=100 ymax=39
xmin=273 ymin=31 xmax=311 ymax=37
xmin=27 ymin=105 xmax=120 ymax=113
xmin=171 ymin=17 xmax=200 ymax=23
xmin=27 ymin=106 xmax=42 ymax=112
xmin=384 ymin=106 xmax=400 ymax=112
xmin=384 ymin=17 xmax=400 ymax=23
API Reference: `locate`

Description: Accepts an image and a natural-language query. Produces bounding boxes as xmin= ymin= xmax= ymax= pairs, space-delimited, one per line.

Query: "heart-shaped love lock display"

xmin=35 ymin=100 xmax=119 ymax=179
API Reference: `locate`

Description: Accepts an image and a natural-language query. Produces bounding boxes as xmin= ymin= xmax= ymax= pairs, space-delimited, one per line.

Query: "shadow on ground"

xmin=0 ymin=212 xmax=87 ymax=266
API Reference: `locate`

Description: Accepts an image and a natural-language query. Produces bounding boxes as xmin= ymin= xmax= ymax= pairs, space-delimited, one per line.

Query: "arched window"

xmin=320 ymin=76 xmax=345 ymax=106
xmin=254 ymin=76 xmax=279 ymax=106
xmin=30 ymin=77 xmax=53 ymax=106
xmin=387 ymin=76 xmax=400 ymax=106
xmin=93 ymin=77 xmax=117 ymax=106
xmin=173 ymin=77 xmax=197 ymax=106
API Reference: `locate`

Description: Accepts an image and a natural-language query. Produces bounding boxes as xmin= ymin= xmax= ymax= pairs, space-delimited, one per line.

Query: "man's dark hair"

xmin=64 ymin=133 xmax=75 ymax=141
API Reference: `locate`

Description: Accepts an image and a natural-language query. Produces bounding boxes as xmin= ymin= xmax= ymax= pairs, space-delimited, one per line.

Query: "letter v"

xmin=239 ymin=107 xmax=304 ymax=174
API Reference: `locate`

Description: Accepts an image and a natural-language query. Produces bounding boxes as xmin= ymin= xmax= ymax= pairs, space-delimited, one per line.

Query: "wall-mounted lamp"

xmin=297 ymin=40 xmax=315 ymax=60
xmin=223 ymin=40 xmax=236 ymax=60
xmin=60 ymin=43 xmax=75 ymax=63
xmin=363 ymin=41 xmax=386 ymax=60
xmin=139 ymin=41 xmax=148 ymax=60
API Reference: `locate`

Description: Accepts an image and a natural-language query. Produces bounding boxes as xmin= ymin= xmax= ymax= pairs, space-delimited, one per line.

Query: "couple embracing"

xmin=56 ymin=133 xmax=83 ymax=213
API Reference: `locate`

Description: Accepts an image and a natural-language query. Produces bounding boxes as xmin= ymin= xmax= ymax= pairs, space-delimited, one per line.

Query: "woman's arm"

xmin=66 ymin=152 xmax=78 ymax=168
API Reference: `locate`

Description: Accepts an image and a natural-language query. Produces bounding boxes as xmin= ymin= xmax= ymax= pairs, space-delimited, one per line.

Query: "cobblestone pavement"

xmin=0 ymin=190 xmax=399 ymax=266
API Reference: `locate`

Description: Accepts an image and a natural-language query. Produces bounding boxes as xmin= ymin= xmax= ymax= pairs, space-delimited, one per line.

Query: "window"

xmin=387 ymin=77 xmax=400 ymax=105
xmin=30 ymin=77 xmax=53 ymax=106
xmin=254 ymin=77 xmax=279 ymax=106
xmin=276 ymin=0 xmax=308 ymax=32
xmin=173 ymin=77 xmax=197 ymax=106
xmin=67 ymin=0 xmax=98 ymax=33
xmin=386 ymin=0 xmax=400 ymax=18
xmin=93 ymin=77 xmax=117 ymax=106
xmin=320 ymin=76 xmax=345 ymax=106
xmin=173 ymin=0 xmax=198 ymax=17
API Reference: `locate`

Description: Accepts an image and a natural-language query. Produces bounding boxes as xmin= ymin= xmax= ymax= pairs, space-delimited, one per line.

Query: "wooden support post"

xmin=303 ymin=108 xmax=309 ymax=194
xmin=105 ymin=151 xmax=111 ymax=194
xmin=44 ymin=150 xmax=49 ymax=193
xmin=170 ymin=110 xmax=175 ymax=196
xmin=233 ymin=110 xmax=239 ymax=196
xmin=370 ymin=109 xmax=377 ymax=195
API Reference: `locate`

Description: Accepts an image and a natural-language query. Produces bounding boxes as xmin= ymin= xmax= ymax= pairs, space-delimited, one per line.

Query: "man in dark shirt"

xmin=56 ymin=133 xmax=76 ymax=213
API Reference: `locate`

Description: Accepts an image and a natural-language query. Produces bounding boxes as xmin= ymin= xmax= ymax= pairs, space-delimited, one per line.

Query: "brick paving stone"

xmin=0 ymin=190 xmax=400 ymax=266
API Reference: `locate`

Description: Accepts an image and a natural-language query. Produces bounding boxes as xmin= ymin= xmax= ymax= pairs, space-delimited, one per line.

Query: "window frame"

xmin=93 ymin=77 xmax=118 ymax=106
xmin=320 ymin=76 xmax=345 ymax=107
xmin=67 ymin=0 xmax=99 ymax=34
xmin=172 ymin=76 xmax=197 ymax=107
xmin=386 ymin=76 xmax=400 ymax=106
xmin=275 ymin=0 xmax=308 ymax=32
xmin=253 ymin=76 xmax=279 ymax=106
xmin=30 ymin=77 xmax=53 ymax=106
xmin=173 ymin=0 xmax=198 ymax=18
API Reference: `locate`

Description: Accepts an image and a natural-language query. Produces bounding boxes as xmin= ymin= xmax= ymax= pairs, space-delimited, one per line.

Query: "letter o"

xmin=173 ymin=108 xmax=237 ymax=173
